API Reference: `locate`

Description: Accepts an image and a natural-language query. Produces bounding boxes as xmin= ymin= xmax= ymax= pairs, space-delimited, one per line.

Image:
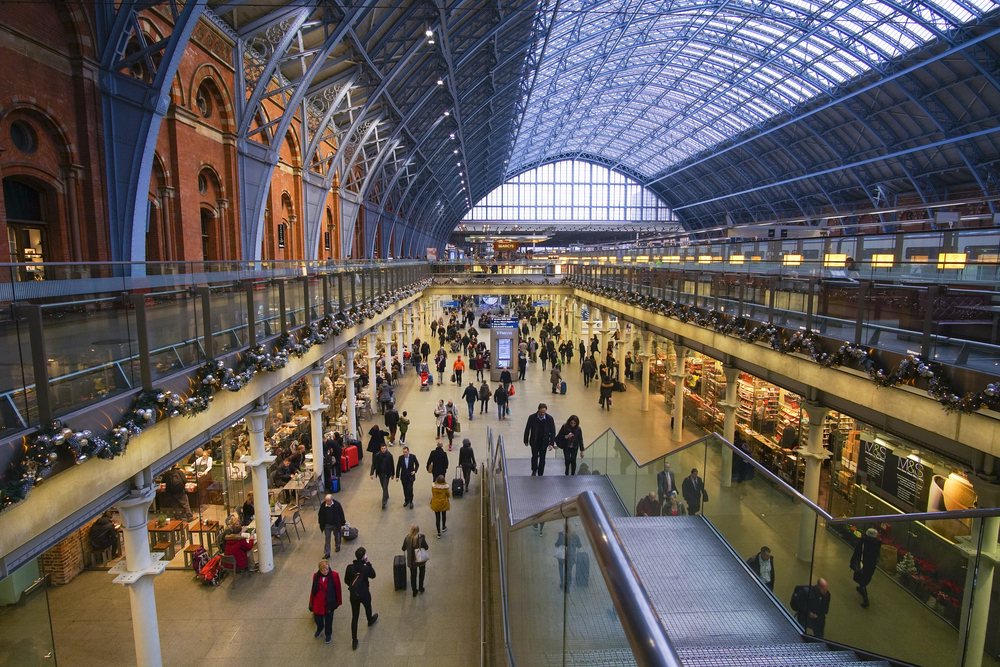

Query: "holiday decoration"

xmin=566 ymin=277 xmax=997 ymax=416
xmin=0 ymin=279 xmax=429 ymax=512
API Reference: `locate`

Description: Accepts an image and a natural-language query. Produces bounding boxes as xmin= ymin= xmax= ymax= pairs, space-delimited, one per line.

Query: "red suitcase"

xmin=341 ymin=455 xmax=351 ymax=472
xmin=345 ymin=445 xmax=359 ymax=469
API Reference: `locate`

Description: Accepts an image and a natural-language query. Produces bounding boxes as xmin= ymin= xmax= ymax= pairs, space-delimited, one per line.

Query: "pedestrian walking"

xmin=345 ymin=548 xmax=378 ymax=650
xmin=746 ymin=546 xmax=775 ymax=591
xmin=493 ymin=384 xmax=509 ymax=420
xmin=430 ymin=475 xmax=451 ymax=538
xmin=398 ymin=411 xmax=410 ymax=445
xmin=555 ymin=415 xmax=583 ymax=475
xmin=443 ymin=411 xmax=458 ymax=450
xmin=458 ymin=437 xmax=478 ymax=492
xmin=682 ymin=468 xmax=708 ymax=515
xmin=599 ymin=375 xmax=614 ymax=409
xmin=452 ymin=355 xmax=465 ymax=384
xmin=401 ymin=524 xmax=429 ymax=597
xmin=309 ymin=559 xmax=342 ymax=644
xmin=523 ymin=403 xmax=556 ymax=476
xmin=549 ymin=364 xmax=562 ymax=393
xmin=434 ymin=400 xmax=446 ymax=439
xmin=500 ymin=366 xmax=512 ymax=393
xmin=426 ymin=440 xmax=449 ymax=481
xmin=851 ymin=528 xmax=882 ymax=607
xmin=370 ymin=444 xmax=395 ymax=509
xmin=478 ymin=381 xmax=491 ymax=414
xmin=384 ymin=405 xmax=399 ymax=444
xmin=395 ymin=446 xmax=418 ymax=509
xmin=318 ymin=494 xmax=346 ymax=557
xmin=462 ymin=381 xmax=478 ymax=420
xmin=796 ymin=578 xmax=830 ymax=638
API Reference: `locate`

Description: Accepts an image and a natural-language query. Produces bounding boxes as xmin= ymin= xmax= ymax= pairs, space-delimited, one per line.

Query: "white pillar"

xmin=797 ymin=402 xmax=830 ymax=561
xmin=601 ymin=315 xmax=610 ymax=360
xmin=247 ymin=407 xmax=276 ymax=573
xmin=672 ymin=345 xmax=687 ymax=442
xmin=345 ymin=344 xmax=359 ymax=439
xmin=305 ymin=366 xmax=329 ymax=484
xmin=111 ymin=484 xmax=166 ymax=667
xmin=719 ymin=365 xmax=740 ymax=488
xmin=366 ymin=330 xmax=377 ymax=389
xmin=615 ymin=323 xmax=626 ymax=371
xmin=958 ymin=516 xmax=1000 ymax=667
xmin=640 ymin=330 xmax=653 ymax=412
xmin=395 ymin=316 xmax=405 ymax=372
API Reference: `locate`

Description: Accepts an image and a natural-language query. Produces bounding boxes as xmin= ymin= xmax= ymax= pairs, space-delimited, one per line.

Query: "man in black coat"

xmin=462 ymin=381 xmax=478 ymax=420
xmin=797 ymin=578 xmax=830 ymax=638
xmin=426 ymin=441 xmax=450 ymax=480
xmin=318 ymin=494 xmax=346 ymax=557
xmin=852 ymin=528 xmax=882 ymax=607
xmin=499 ymin=366 xmax=512 ymax=393
xmin=344 ymin=547 xmax=378 ymax=650
xmin=384 ymin=406 xmax=399 ymax=444
xmin=367 ymin=425 xmax=389 ymax=455
xmin=746 ymin=546 xmax=775 ymax=590
xmin=681 ymin=467 xmax=708 ymax=515
xmin=395 ymin=446 xmax=419 ymax=509
xmin=523 ymin=403 xmax=557 ymax=476
xmin=370 ymin=444 xmax=395 ymax=509
xmin=656 ymin=461 xmax=678 ymax=506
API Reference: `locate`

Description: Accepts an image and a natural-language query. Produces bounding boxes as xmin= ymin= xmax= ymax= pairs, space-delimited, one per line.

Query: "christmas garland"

xmin=1 ymin=282 xmax=429 ymax=512
xmin=567 ymin=278 xmax=1000 ymax=416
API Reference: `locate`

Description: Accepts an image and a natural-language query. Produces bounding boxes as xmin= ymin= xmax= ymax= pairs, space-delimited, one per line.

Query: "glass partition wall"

xmin=587 ymin=431 xmax=1000 ymax=667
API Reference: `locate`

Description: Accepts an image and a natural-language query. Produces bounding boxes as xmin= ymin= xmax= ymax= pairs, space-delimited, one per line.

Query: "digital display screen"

xmin=497 ymin=338 xmax=512 ymax=365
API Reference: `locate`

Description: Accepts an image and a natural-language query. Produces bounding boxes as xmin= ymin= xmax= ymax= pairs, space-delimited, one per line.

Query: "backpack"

xmin=790 ymin=585 xmax=811 ymax=613
xmin=166 ymin=468 xmax=186 ymax=494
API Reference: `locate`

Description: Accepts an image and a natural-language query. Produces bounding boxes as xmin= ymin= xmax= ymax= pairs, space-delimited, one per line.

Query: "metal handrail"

xmin=508 ymin=490 xmax=683 ymax=667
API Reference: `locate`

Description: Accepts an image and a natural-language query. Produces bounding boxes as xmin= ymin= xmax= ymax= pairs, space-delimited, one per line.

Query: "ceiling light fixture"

xmin=436 ymin=79 xmax=444 ymax=85
xmin=443 ymin=110 xmax=450 ymax=116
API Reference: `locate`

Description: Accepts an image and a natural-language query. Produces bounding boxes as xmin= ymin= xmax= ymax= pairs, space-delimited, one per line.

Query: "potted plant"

xmin=156 ymin=513 xmax=168 ymax=527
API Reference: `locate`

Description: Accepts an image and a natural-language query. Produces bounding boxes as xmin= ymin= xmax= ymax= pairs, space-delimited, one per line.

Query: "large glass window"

xmin=464 ymin=160 xmax=672 ymax=223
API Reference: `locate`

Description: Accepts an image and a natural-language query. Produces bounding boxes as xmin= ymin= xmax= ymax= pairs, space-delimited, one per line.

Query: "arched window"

xmin=3 ymin=177 xmax=49 ymax=275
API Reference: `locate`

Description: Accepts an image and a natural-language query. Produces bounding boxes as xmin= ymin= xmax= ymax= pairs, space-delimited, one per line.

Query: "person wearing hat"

xmin=851 ymin=528 xmax=882 ymax=607
xmin=458 ymin=438 xmax=478 ymax=493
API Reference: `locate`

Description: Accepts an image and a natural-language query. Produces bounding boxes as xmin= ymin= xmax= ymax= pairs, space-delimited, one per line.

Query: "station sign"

xmin=493 ymin=241 xmax=518 ymax=251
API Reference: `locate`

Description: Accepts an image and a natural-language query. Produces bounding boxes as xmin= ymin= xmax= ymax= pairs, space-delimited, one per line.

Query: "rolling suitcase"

xmin=345 ymin=445 xmax=359 ymax=468
xmin=393 ymin=555 xmax=407 ymax=591
xmin=559 ymin=381 xmax=567 ymax=395
xmin=330 ymin=476 xmax=340 ymax=493
xmin=342 ymin=525 xmax=359 ymax=541
xmin=452 ymin=467 xmax=465 ymax=498
xmin=341 ymin=455 xmax=350 ymax=472
xmin=575 ymin=552 xmax=590 ymax=587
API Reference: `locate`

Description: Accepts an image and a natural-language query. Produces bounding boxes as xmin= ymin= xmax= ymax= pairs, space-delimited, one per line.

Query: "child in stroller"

xmin=420 ymin=370 xmax=431 ymax=391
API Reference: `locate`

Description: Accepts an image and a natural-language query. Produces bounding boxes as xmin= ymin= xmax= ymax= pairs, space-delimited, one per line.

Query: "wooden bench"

xmin=182 ymin=544 xmax=203 ymax=567
xmin=151 ymin=541 xmax=175 ymax=561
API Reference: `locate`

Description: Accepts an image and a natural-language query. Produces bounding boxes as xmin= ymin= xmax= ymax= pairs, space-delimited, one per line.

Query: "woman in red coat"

xmin=223 ymin=533 xmax=255 ymax=571
xmin=309 ymin=559 xmax=343 ymax=644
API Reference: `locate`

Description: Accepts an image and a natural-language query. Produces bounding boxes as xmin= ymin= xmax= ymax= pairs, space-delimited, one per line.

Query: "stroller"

xmin=420 ymin=370 xmax=432 ymax=391
xmin=450 ymin=340 xmax=461 ymax=353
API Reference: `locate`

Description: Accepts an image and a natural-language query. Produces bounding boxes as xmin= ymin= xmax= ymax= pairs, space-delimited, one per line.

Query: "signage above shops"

xmin=493 ymin=241 xmax=519 ymax=251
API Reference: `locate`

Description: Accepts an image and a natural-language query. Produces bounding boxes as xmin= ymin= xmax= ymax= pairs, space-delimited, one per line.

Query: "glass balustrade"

xmin=0 ymin=261 xmax=428 ymax=435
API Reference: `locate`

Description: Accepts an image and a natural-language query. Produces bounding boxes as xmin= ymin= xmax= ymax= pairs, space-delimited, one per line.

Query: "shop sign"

xmin=533 ymin=300 xmax=550 ymax=307
xmin=858 ymin=441 xmax=933 ymax=512
xmin=490 ymin=318 xmax=519 ymax=328
xmin=494 ymin=241 xmax=518 ymax=251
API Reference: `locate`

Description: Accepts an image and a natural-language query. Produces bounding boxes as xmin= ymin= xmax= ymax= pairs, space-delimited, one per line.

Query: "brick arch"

xmin=54 ymin=0 xmax=97 ymax=60
xmin=188 ymin=65 xmax=236 ymax=133
xmin=0 ymin=98 xmax=78 ymax=165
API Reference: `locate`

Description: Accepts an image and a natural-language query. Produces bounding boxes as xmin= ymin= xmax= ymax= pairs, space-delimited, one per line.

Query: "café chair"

xmin=270 ymin=519 xmax=290 ymax=551
xmin=290 ymin=511 xmax=306 ymax=539
xmin=219 ymin=554 xmax=251 ymax=589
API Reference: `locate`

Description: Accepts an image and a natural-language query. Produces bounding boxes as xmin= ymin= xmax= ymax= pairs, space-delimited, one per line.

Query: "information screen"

xmin=497 ymin=338 xmax=512 ymax=366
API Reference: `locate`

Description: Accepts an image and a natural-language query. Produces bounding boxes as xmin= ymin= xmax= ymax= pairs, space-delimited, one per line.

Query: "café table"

xmin=187 ymin=519 xmax=221 ymax=552
xmin=147 ymin=519 xmax=185 ymax=559
xmin=282 ymin=471 xmax=314 ymax=509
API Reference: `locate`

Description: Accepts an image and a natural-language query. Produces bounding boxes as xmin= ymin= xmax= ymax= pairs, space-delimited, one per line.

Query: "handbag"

xmin=552 ymin=546 xmax=566 ymax=560
xmin=508 ymin=385 xmax=515 ymax=396
xmin=415 ymin=547 xmax=430 ymax=563
xmin=454 ymin=421 xmax=461 ymax=433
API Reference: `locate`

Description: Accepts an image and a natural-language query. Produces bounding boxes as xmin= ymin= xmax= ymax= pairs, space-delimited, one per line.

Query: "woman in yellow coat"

xmin=430 ymin=475 xmax=451 ymax=538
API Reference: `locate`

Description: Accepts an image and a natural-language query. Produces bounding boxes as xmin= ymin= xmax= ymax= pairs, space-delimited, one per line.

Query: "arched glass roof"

xmin=508 ymin=0 xmax=1000 ymax=182
xmin=463 ymin=159 xmax=673 ymax=222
